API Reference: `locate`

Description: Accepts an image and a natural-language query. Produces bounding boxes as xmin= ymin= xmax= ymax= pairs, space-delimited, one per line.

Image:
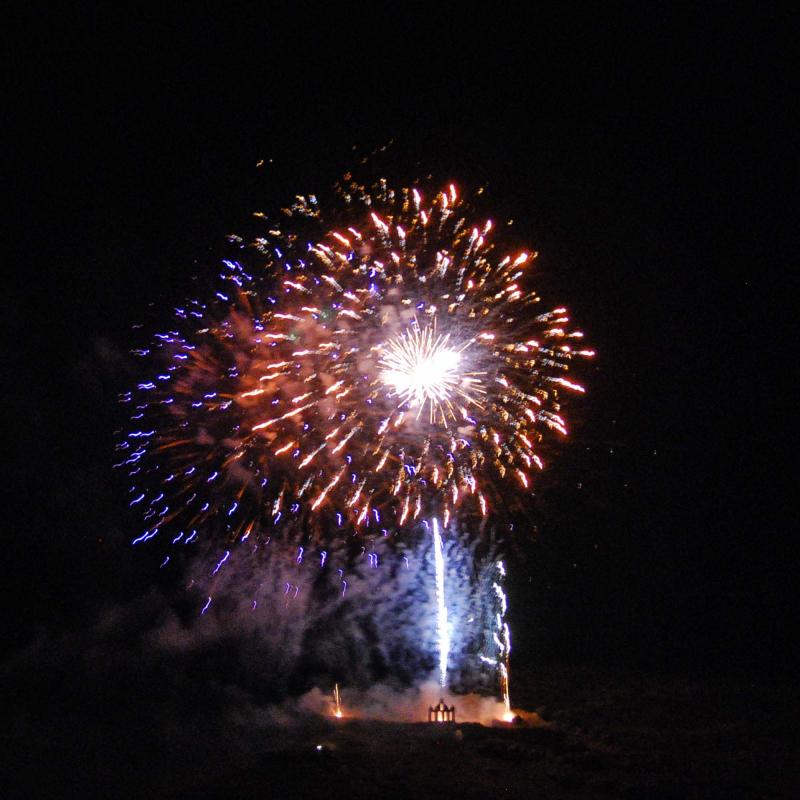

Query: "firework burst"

xmin=117 ymin=175 xmax=591 ymax=555
xmin=378 ymin=322 xmax=484 ymax=421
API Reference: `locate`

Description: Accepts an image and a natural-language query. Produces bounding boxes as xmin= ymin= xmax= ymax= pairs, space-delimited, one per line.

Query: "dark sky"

xmin=6 ymin=7 xmax=794 ymax=677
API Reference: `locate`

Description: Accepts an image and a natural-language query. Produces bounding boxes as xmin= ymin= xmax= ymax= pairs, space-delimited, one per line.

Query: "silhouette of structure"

xmin=428 ymin=699 xmax=455 ymax=723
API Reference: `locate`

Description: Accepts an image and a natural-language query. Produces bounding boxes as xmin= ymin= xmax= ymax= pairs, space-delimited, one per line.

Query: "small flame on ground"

xmin=333 ymin=683 xmax=343 ymax=718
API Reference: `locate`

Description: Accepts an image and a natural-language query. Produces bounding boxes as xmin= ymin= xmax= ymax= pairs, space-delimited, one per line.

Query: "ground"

xmin=5 ymin=667 xmax=797 ymax=798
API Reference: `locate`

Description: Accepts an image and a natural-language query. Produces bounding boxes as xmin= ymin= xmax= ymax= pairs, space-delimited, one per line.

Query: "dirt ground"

xmin=5 ymin=667 xmax=798 ymax=799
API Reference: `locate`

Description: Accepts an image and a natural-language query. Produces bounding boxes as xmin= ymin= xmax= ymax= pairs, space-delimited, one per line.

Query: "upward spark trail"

xmin=432 ymin=517 xmax=450 ymax=687
xmin=494 ymin=561 xmax=513 ymax=720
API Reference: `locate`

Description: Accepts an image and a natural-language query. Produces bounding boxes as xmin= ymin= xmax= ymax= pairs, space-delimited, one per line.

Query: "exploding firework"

xmin=117 ymin=175 xmax=591 ymax=557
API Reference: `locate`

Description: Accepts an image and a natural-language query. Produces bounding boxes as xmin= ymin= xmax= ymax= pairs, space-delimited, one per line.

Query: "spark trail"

xmin=494 ymin=561 xmax=513 ymax=720
xmin=432 ymin=517 xmax=450 ymax=687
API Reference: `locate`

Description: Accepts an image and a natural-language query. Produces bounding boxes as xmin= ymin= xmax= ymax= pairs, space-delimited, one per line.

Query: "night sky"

xmin=6 ymin=7 xmax=793 ymax=681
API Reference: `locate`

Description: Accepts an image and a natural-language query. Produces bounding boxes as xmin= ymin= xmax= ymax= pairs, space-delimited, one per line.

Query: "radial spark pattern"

xmin=379 ymin=324 xmax=483 ymax=421
xmin=117 ymin=177 xmax=591 ymax=551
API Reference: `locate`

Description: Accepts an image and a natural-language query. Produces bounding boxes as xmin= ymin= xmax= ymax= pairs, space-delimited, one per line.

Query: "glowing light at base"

xmin=432 ymin=517 xmax=450 ymax=687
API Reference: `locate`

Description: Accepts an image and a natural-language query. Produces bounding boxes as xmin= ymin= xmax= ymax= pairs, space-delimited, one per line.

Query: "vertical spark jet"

xmin=494 ymin=561 xmax=513 ymax=720
xmin=432 ymin=517 xmax=450 ymax=687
